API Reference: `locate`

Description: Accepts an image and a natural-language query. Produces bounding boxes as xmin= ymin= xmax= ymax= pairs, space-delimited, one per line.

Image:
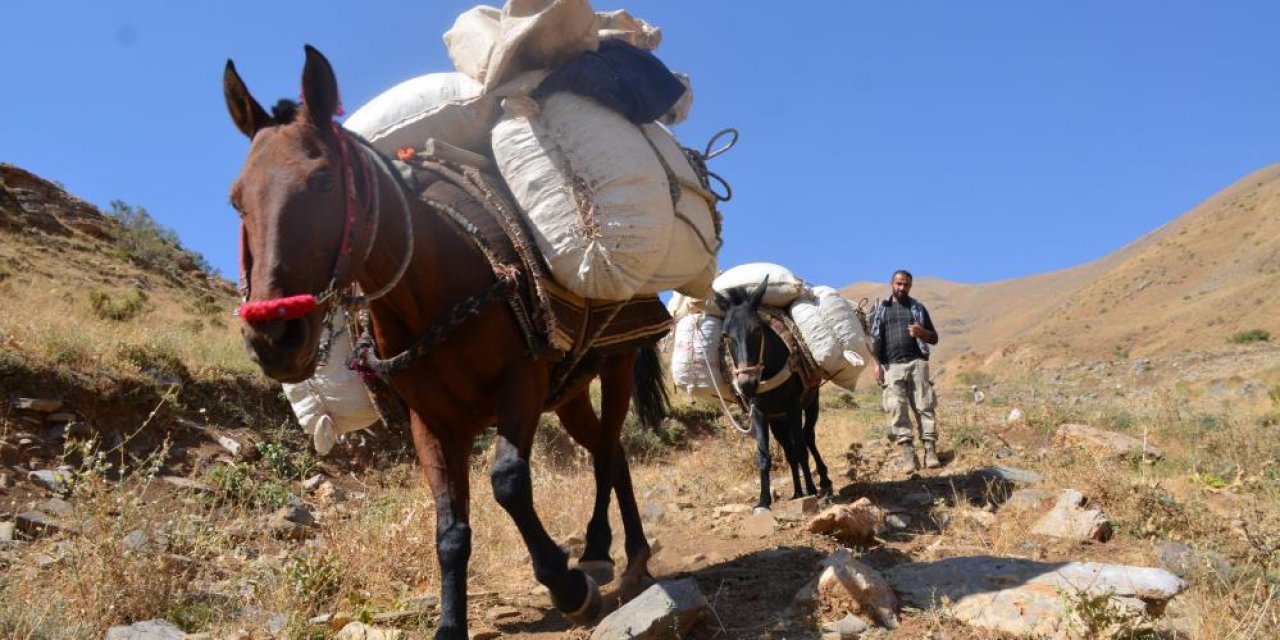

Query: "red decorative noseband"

xmin=238 ymin=294 xmax=318 ymax=323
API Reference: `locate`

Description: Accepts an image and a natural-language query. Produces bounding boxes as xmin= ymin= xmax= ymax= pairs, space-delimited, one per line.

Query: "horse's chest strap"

xmin=350 ymin=272 xmax=518 ymax=376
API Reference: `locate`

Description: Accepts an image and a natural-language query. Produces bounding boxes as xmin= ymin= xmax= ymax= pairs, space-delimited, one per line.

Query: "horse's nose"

xmin=241 ymin=318 xmax=313 ymax=381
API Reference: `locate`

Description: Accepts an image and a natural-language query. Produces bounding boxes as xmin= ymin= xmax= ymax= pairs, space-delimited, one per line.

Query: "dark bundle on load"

xmin=533 ymin=38 xmax=687 ymax=124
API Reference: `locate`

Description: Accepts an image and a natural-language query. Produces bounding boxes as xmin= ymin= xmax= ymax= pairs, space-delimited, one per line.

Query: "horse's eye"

xmin=229 ymin=199 xmax=245 ymax=218
xmin=309 ymin=170 xmax=335 ymax=193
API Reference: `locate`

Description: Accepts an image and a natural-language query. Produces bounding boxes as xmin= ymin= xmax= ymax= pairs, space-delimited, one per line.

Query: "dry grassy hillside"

xmin=843 ymin=164 xmax=1280 ymax=388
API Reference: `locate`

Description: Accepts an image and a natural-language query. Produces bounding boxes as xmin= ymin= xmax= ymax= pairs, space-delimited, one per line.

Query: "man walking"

xmin=870 ymin=270 xmax=940 ymax=474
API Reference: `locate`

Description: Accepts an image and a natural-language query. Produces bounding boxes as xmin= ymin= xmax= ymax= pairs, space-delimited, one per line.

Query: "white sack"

xmin=634 ymin=123 xmax=720 ymax=297
xmin=492 ymin=93 xmax=673 ymax=300
xmin=671 ymin=314 xmax=732 ymax=400
xmin=342 ymin=72 xmax=495 ymax=156
xmin=789 ymin=286 xmax=872 ymax=391
xmin=445 ymin=0 xmax=599 ymax=91
xmin=281 ymin=316 xmax=379 ymax=455
xmin=709 ymin=262 xmax=810 ymax=314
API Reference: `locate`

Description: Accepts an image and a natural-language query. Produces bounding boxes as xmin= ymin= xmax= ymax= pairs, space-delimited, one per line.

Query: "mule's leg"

xmin=803 ymin=395 xmax=834 ymax=496
xmin=556 ymin=392 xmax=619 ymax=585
xmin=408 ymin=414 xmax=472 ymax=640
xmin=774 ymin=406 xmax=818 ymax=498
xmin=492 ymin=377 xmax=600 ymax=624
xmin=752 ymin=406 xmax=774 ymax=511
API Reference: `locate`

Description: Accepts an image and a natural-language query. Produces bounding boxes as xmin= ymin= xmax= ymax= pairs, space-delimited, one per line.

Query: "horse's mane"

xmin=271 ymin=99 xmax=299 ymax=124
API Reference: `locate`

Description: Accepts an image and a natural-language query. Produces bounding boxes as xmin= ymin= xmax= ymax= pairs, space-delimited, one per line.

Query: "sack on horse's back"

xmin=492 ymin=92 xmax=674 ymax=301
xmin=342 ymin=72 xmax=496 ymax=156
xmin=533 ymin=38 xmax=686 ymax=125
xmin=633 ymin=122 xmax=720 ymax=299
xmin=281 ymin=311 xmax=380 ymax=455
xmin=789 ymin=286 xmax=872 ymax=391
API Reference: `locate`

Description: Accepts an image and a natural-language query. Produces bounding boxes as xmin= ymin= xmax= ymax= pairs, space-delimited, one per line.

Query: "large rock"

xmin=806 ymin=498 xmax=884 ymax=545
xmin=1054 ymin=424 xmax=1163 ymax=461
xmin=105 ymin=619 xmax=186 ymax=639
xmin=591 ymin=579 xmax=708 ymax=639
xmin=795 ymin=548 xmax=898 ymax=629
xmin=1031 ymin=490 xmax=1112 ymax=542
xmin=884 ymin=556 xmax=1186 ymax=639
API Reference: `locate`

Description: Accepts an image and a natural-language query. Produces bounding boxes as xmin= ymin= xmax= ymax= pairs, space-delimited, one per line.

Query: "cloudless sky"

xmin=4 ymin=1 xmax=1278 ymax=290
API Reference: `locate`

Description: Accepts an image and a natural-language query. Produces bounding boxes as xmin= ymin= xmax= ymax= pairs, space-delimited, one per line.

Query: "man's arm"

xmin=908 ymin=305 xmax=939 ymax=344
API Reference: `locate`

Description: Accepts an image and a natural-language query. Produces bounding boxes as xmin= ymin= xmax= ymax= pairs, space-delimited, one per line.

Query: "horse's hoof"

xmin=565 ymin=572 xmax=602 ymax=625
xmin=752 ymin=506 xmax=771 ymax=515
xmin=574 ymin=559 xmax=616 ymax=586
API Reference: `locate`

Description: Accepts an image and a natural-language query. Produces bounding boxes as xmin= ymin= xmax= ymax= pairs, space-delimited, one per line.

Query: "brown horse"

xmin=224 ymin=45 xmax=668 ymax=639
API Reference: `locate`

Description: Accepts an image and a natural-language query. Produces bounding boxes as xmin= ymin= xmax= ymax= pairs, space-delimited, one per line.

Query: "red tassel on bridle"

xmin=238 ymin=294 xmax=318 ymax=323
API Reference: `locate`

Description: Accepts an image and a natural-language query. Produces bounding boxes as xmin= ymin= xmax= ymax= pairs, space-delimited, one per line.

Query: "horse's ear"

xmin=301 ymin=44 xmax=340 ymax=124
xmin=748 ymin=275 xmax=770 ymax=310
xmin=712 ymin=290 xmax=730 ymax=314
xmin=223 ymin=60 xmax=272 ymax=139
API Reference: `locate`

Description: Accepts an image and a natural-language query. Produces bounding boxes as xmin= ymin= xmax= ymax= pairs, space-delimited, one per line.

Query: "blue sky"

xmin=4 ymin=1 xmax=1278 ymax=289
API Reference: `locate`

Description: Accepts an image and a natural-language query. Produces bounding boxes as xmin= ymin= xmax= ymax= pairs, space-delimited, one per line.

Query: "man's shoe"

xmin=923 ymin=443 xmax=941 ymax=469
xmin=897 ymin=444 xmax=919 ymax=475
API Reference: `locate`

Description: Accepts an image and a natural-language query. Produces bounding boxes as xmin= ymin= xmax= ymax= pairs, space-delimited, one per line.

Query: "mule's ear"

xmin=748 ymin=275 xmax=770 ymax=310
xmin=712 ymin=290 xmax=730 ymax=314
xmin=224 ymin=60 xmax=272 ymax=138
xmin=301 ymin=44 xmax=340 ymax=124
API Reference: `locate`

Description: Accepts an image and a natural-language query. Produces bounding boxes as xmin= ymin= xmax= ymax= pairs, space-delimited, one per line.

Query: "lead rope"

xmin=693 ymin=313 xmax=753 ymax=434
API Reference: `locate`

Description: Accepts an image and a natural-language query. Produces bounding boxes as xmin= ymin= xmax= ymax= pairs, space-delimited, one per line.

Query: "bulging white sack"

xmin=281 ymin=317 xmax=379 ymax=455
xmin=634 ymin=123 xmax=720 ymax=297
xmin=789 ymin=286 xmax=872 ymax=391
xmin=671 ymin=314 xmax=731 ymax=400
xmin=708 ymin=262 xmax=810 ymax=315
xmin=492 ymin=92 xmax=673 ymax=300
xmin=343 ymin=72 xmax=495 ymax=156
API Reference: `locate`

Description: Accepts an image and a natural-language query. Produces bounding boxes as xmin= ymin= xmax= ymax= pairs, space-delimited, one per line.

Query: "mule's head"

xmin=224 ymin=45 xmax=354 ymax=383
xmin=713 ymin=277 xmax=770 ymax=397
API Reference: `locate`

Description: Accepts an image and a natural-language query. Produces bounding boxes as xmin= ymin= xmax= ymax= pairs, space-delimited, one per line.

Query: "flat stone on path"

xmin=796 ymin=548 xmax=898 ymax=629
xmin=1031 ymin=489 xmax=1112 ymax=541
xmin=973 ymin=466 xmax=1043 ymax=486
xmin=335 ymin=621 xmax=403 ymax=640
xmin=884 ymin=555 xmax=1186 ymax=639
xmin=105 ymin=619 xmax=186 ymax=639
xmin=591 ymin=578 xmax=708 ymax=640
xmin=28 ymin=468 xmax=72 ymax=494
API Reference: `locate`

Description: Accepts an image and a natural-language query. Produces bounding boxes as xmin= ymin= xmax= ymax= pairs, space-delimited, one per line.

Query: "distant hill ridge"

xmin=842 ymin=164 xmax=1280 ymax=380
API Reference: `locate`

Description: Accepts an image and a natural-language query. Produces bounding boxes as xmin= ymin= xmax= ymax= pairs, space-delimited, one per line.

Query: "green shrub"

xmin=108 ymin=200 xmax=212 ymax=275
xmin=88 ymin=288 xmax=149 ymax=321
xmin=1229 ymin=329 xmax=1271 ymax=344
xmin=117 ymin=342 xmax=189 ymax=380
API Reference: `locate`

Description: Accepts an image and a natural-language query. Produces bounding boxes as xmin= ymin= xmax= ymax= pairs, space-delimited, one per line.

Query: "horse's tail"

xmin=632 ymin=341 xmax=671 ymax=430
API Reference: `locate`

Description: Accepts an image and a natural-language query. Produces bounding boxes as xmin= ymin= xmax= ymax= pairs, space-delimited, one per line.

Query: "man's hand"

xmin=908 ymin=324 xmax=932 ymax=341
xmin=874 ymin=362 xmax=884 ymax=385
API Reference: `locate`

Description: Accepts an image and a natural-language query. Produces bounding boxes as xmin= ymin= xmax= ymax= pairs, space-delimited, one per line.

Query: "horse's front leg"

xmin=492 ymin=375 xmax=601 ymax=624
xmin=408 ymin=413 xmax=472 ymax=640
xmin=803 ymin=396 xmax=833 ymax=496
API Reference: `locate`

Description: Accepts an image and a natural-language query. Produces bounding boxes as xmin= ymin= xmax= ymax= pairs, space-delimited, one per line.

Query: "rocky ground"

xmin=7 ymin=374 xmax=1274 ymax=640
